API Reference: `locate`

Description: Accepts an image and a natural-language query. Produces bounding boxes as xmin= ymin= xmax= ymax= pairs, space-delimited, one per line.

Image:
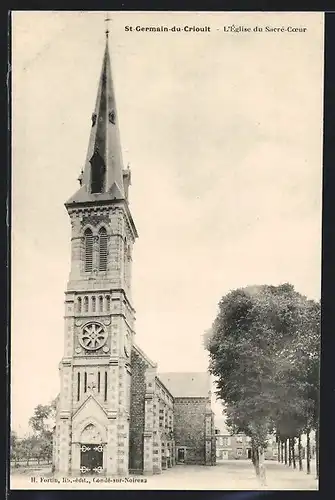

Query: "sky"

xmin=11 ymin=11 xmax=324 ymax=436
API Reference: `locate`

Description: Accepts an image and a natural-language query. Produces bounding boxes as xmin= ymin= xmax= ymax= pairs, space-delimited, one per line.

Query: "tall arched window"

xmin=84 ymin=228 xmax=93 ymax=272
xmin=99 ymin=227 xmax=108 ymax=271
xmin=92 ymin=296 xmax=96 ymax=312
xmin=77 ymin=297 xmax=82 ymax=313
xmin=106 ymin=295 xmax=111 ymax=312
xmin=99 ymin=296 xmax=103 ymax=312
xmin=84 ymin=296 xmax=89 ymax=313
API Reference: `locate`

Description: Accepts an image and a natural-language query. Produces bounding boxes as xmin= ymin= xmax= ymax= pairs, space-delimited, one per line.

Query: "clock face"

xmin=78 ymin=322 xmax=107 ymax=351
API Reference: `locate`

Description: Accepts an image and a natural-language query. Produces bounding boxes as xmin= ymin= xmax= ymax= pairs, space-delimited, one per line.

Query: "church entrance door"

xmin=80 ymin=444 xmax=103 ymax=474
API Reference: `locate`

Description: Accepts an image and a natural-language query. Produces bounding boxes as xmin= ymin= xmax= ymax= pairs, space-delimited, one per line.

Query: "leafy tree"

xmin=29 ymin=404 xmax=53 ymax=433
xmin=273 ymin=299 xmax=320 ymax=475
xmin=11 ymin=398 xmax=58 ymax=469
xmin=27 ymin=398 xmax=58 ymax=465
xmin=205 ymin=283 xmax=320 ymax=484
xmin=30 ymin=433 xmax=53 ymax=464
xmin=10 ymin=431 xmax=20 ymax=467
xmin=19 ymin=436 xmax=36 ymax=466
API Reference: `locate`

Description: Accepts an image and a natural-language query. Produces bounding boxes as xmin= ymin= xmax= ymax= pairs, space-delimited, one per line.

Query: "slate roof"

xmin=132 ymin=343 xmax=157 ymax=369
xmin=158 ymin=372 xmax=211 ymax=398
xmin=66 ymin=35 xmax=126 ymax=206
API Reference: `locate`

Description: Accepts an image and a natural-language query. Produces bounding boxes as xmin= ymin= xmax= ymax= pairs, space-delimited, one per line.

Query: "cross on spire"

xmin=104 ymin=13 xmax=110 ymax=38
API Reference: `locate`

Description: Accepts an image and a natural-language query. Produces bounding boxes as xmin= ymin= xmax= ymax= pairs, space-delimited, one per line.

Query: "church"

xmin=52 ymin=28 xmax=216 ymax=476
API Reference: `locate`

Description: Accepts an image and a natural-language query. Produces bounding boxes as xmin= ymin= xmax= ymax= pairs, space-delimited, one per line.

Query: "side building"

xmin=129 ymin=352 xmax=216 ymax=473
xmin=159 ymin=373 xmax=216 ymax=466
xmin=129 ymin=345 xmax=175 ymax=475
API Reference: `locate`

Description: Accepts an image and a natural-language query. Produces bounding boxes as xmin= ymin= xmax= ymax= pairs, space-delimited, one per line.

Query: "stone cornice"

xmin=61 ymin=358 xmax=72 ymax=367
xmin=65 ymin=288 xmax=136 ymax=314
xmin=59 ymin=410 xmax=71 ymax=419
xmin=65 ymin=198 xmax=138 ymax=239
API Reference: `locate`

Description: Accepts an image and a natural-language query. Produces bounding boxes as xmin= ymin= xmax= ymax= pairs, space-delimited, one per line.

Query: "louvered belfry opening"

xmin=84 ymin=229 xmax=93 ymax=272
xmin=99 ymin=227 xmax=108 ymax=271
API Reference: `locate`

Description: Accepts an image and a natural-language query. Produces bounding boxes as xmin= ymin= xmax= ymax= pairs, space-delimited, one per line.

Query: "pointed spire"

xmin=67 ymin=25 xmax=126 ymax=204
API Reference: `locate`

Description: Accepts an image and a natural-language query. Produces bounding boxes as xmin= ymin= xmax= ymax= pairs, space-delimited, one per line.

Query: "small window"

xmin=109 ymin=110 xmax=116 ymax=124
xmin=99 ymin=296 xmax=103 ymax=312
xmin=77 ymin=297 xmax=82 ymax=313
xmin=83 ymin=296 xmax=89 ymax=313
xmin=125 ymin=243 xmax=131 ymax=262
xmin=92 ymin=296 xmax=96 ymax=312
xmin=104 ymin=372 xmax=108 ymax=401
xmin=106 ymin=295 xmax=111 ymax=312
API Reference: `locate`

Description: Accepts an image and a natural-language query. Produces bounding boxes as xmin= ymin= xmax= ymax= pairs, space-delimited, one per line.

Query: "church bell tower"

xmin=54 ymin=27 xmax=137 ymax=475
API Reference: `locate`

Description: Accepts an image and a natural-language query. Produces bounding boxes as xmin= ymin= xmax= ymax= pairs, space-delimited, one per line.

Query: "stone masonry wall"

xmin=173 ymin=398 xmax=207 ymax=465
xmin=129 ymin=349 xmax=146 ymax=473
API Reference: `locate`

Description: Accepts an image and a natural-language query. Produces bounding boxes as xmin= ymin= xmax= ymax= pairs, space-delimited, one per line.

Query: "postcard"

xmin=10 ymin=10 xmax=322 ymax=491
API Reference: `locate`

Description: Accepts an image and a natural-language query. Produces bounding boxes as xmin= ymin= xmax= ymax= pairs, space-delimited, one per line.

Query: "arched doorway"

xmin=176 ymin=447 xmax=186 ymax=464
xmin=79 ymin=424 xmax=104 ymax=474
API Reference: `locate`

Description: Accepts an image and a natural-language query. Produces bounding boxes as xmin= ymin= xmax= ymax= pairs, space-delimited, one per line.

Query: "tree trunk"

xmin=288 ymin=438 xmax=292 ymax=466
xmin=252 ymin=445 xmax=266 ymax=486
xmin=281 ymin=442 xmax=284 ymax=463
xmin=306 ymin=429 xmax=311 ymax=474
xmin=315 ymin=427 xmax=319 ymax=479
xmin=298 ymin=435 xmax=303 ymax=471
xmin=258 ymin=447 xmax=267 ymax=486
xmin=251 ymin=444 xmax=259 ymax=475
xmin=292 ymin=437 xmax=296 ymax=469
xmin=284 ymin=440 xmax=288 ymax=465
xmin=278 ymin=440 xmax=281 ymax=462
